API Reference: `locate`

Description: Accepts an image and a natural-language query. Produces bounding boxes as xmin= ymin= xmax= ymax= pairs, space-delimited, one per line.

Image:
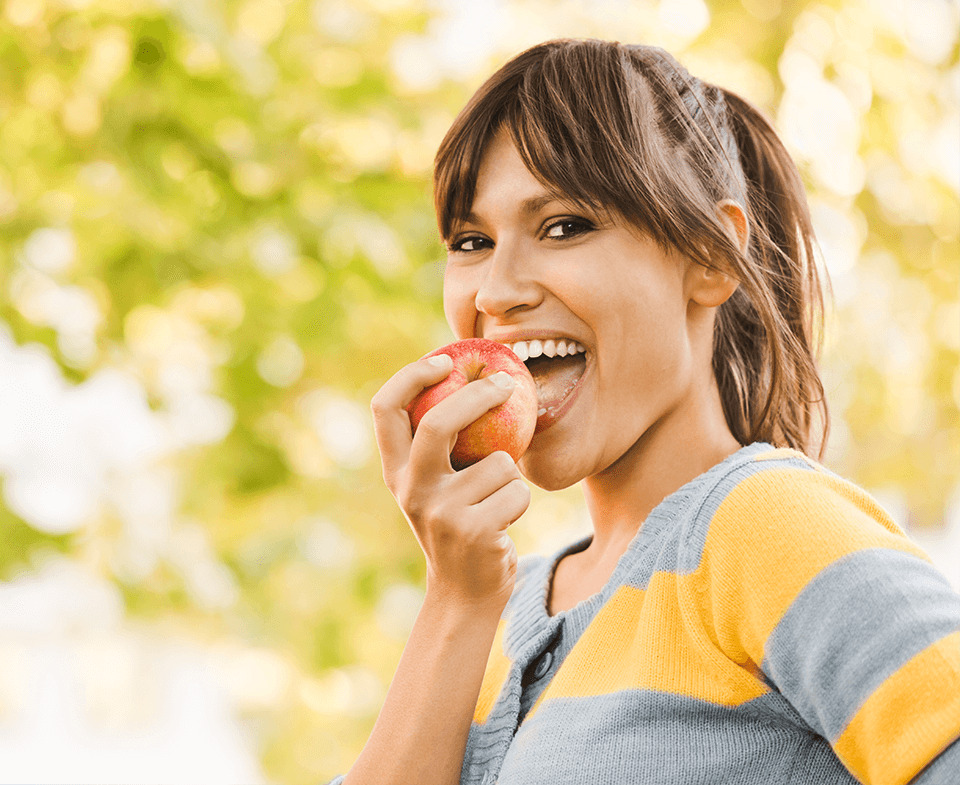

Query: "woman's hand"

xmin=370 ymin=354 xmax=531 ymax=611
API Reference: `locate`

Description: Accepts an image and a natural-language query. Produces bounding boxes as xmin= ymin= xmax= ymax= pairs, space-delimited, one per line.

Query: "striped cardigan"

xmin=333 ymin=442 xmax=960 ymax=784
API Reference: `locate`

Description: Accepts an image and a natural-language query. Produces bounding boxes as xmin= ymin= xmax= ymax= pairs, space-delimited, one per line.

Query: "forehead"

xmin=473 ymin=133 xmax=548 ymax=202
xmin=462 ymin=130 xmax=578 ymax=225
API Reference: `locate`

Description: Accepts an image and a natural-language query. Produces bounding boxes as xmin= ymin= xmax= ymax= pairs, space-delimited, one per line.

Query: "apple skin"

xmin=406 ymin=338 xmax=538 ymax=470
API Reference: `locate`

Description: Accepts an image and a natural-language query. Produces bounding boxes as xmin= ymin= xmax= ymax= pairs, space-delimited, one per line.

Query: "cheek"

xmin=594 ymin=292 xmax=690 ymax=388
xmin=442 ymin=270 xmax=477 ymax=339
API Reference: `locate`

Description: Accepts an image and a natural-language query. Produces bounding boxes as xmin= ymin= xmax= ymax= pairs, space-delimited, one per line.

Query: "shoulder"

xmin=686 ymin=445 xmax=947 ymax=666
xmin=681 ymin=444 xmax=937 ymax=648
xmin=696 ymin=450 xmax=960 ymax=785
xmin=692 ymin=444 xmax=924 ymax=562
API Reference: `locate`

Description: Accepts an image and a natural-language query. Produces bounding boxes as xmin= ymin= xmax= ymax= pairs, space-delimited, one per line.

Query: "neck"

xmin=578 ymin=377 xmax=742 ymax=566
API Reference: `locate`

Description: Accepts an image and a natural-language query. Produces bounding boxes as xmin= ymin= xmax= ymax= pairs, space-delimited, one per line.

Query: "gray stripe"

xmin=761 ymin=547 xmax=960 ymax=741
xmin=492 ymin=689 xmax=860 ymax=785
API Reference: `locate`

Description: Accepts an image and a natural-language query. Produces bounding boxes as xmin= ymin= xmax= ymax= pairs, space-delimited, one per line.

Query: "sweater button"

xmin=532 ymin=650 xmax=553 ymax=680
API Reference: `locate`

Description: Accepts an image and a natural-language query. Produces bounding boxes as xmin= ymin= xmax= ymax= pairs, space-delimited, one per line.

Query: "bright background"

xmin=0 ymin=0 xmax=957 ymax=783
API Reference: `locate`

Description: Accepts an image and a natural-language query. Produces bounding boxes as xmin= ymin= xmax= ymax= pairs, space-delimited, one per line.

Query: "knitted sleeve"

xmin=693 ymin=459 xmax=960 ymax=785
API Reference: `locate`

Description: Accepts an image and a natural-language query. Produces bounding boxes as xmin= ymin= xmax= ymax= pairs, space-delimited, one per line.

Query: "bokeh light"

xmin=0 ymin=1 xmax=957 ymax=783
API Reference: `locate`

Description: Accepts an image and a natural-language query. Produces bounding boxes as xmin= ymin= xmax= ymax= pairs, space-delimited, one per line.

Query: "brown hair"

xmin=433 ymin=38 xmax=830 ymax=458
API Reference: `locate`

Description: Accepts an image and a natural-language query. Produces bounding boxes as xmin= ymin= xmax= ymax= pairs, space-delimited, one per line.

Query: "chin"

xmin=518 ymin=449 xmax=585 ymax=492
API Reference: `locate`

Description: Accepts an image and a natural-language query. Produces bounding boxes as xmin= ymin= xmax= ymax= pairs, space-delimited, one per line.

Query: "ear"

xmin=685 ymin=260 xmax=740 ymax=308
xmin=685 ymin=199 xmax=748 ymax=309
xmin=716 ymin=199 xmax=749 ymax=255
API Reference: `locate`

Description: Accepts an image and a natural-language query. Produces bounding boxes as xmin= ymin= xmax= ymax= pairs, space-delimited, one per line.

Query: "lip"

xmin=532 ymin=351 xmax=591 ymax=434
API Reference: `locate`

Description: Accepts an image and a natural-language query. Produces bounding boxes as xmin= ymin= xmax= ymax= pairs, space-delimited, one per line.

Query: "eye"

xmin=447 ymin=235 xmax=490 ymax=253
xmin=543 ymin=218 xmax=594 ymax=240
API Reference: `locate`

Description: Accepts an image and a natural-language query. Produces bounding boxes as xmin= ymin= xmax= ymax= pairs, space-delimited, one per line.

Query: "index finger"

xmin=407 ymin=373 xmax=517 ymax=478
xmin=370 ymin=354 xmax=453 ymax=479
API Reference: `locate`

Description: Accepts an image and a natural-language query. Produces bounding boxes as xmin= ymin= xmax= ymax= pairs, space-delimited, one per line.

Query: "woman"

xmin=332 ymin=39 xmax=960 ymax=784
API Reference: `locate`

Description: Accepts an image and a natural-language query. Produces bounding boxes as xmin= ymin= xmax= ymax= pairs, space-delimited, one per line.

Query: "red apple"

xmin=406 ymin=338 xmax=538 ymax=470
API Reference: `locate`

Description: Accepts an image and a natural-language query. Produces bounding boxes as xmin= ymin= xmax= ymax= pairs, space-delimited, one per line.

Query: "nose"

xmin=473 ymin=242 xmax=542 ymax=318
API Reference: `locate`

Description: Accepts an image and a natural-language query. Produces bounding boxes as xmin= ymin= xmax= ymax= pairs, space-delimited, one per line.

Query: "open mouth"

xmin=505 ymin=339 xmax=588 ymax=433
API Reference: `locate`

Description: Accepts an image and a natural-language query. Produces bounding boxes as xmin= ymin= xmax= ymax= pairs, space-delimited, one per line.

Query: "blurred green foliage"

xmin=0 ymin=0 xmax=957 ymax=782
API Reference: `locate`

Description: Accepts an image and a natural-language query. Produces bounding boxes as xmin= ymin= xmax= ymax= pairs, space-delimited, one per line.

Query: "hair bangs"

xmin=434 ymin=40 xmax=666 ymax=245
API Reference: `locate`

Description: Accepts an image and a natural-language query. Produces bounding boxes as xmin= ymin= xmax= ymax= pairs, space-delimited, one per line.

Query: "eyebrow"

xmin=460 ymin=193 xmax=565 ymax=228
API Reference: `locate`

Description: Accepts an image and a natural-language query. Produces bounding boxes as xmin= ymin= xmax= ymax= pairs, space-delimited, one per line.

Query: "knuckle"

xmin=491 ymin=450 xmax=516 ymax=474
xmin=403 ymin=481 xmax=450 ymax=528
xmin=395 ymin=479 xmax=419 ymax=512
xmin=414 ymin=412 xmax=445 ymax=441
xmin=425 ymin=495 xmax=449 ymax=522
xmin=407 ymin=487 xmax=428 ymax=513
xmin=426 ymin=503 xmax=460 ymax=541
xmin=509 ymin=477 xmax=531 ymax=502
xmin=369 ymin=394 xmax=388 ymax=417
xmin=379 ymin=463 xmax=394 ymax=488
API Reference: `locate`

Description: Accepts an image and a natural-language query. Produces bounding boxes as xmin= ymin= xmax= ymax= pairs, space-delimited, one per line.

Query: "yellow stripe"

xmin=833 ymin=631 xmax=960 ymax=784
xmin=699 ymin=468 xmax=929 ymax=666
xmin=474 ymin=620 xmax=510 ymax=724
xmin=527 ymin=578 xmax=768 ymax=720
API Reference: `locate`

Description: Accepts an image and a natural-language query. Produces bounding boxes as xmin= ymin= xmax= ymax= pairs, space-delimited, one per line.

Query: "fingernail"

xmin=427 ymin=354 xmax=452 ymax=368
xmin=490 ymin=371 xmax=515 ymax=390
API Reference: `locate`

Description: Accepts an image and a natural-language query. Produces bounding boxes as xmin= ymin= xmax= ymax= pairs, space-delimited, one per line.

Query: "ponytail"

xmin=713 ymin=88 xmax=830 ymax=458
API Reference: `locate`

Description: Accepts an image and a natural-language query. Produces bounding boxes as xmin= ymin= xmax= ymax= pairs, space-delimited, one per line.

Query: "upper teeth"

xmin=505 ymin=339 xmax=586 ymax=362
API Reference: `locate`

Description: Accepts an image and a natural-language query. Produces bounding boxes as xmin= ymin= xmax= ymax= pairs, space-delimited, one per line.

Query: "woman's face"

xmin=442 ymin=129 xmax=716 ymax=490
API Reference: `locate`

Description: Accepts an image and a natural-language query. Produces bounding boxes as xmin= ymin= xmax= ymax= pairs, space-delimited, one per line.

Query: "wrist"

xmin=422 ymin=580 xmax=509 ymax=626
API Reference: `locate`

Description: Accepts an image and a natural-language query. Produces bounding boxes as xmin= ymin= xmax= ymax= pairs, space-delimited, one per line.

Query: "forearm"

xmin=343 ymin=591 xmax=505 ymax=785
